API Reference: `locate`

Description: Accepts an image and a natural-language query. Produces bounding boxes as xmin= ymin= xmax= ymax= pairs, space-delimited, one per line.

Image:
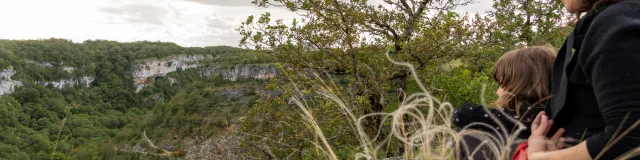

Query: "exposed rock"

xmin=26 ymin=60 xmax=54 ymax=67
xmin=63 ymin=67 xmax=74 ymax=73
xmin=198 ymin=64 xmax=278 ymax=81
xmin=36 ymin=76 xmax=94 ymax=89
xmin=0 ymin=68 xmax=93 ymax=95
xmin=36 ymin=62 xmax=53 ymax=67
xmin=168 ymin=77 xmax=177 ymax=84
xmin=131 ymin=55 xmax=279 ymax=92
xmin=132 ymin=55 xmax=211 ymax=92
xmin=0 ymin=68 xmax=23 ymax=95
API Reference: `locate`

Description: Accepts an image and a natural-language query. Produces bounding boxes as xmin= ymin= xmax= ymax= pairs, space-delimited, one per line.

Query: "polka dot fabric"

xmin=451 ymin=103 xmax=543 ymax=139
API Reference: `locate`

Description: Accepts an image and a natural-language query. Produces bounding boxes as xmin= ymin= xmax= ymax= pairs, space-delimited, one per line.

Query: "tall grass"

xmin=285 ymin=50 xmax=640 ymax=160
xmin=283 ymin=51 xmax=522 ymax=160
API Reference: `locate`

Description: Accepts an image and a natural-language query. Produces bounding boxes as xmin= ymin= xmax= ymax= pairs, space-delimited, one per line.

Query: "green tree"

xmin=237 ymin=0 xmax=483 ymax=158
xmin=237 ymin=0 xmax=571 ymax=159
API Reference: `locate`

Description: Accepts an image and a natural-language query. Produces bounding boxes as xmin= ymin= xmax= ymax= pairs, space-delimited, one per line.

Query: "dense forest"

xmin=0 ymin=0 xmax=576 ymax=159
xmin=0 ymin=39 xmax=275 ymax=159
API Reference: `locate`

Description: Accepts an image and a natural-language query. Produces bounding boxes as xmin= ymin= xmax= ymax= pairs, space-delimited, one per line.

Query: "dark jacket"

xmin=546 ymin=1 xmax=640 ymax=159
xmin=453 ymin=103 xmax=543 ymax=139
xmin=452 ymin=103 xmax=543 ymax=160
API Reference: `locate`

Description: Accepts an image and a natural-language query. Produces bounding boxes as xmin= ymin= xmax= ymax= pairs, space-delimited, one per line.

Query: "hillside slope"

xmin=0 ymin=39 xmax=276 ymax=159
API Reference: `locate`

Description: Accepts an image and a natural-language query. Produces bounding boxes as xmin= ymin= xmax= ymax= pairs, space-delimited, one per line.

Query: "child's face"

xmin=496 ymin=87 xmax=505 ymax=97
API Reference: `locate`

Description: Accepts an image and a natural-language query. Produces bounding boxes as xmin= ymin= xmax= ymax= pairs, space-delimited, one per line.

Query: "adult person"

xmin=526 ymin=0 xmax=640 ymax=159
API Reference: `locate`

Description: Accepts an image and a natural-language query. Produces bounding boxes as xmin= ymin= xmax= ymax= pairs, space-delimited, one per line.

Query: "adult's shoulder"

xmin=580 ymin=0 xmax=640 ymax=57
xmin=592 ymin=0 xmax=640 ymax=24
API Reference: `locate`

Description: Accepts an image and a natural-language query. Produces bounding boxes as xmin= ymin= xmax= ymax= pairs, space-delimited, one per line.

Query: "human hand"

xmin=528 ymin=111 xmax=565 ymax=159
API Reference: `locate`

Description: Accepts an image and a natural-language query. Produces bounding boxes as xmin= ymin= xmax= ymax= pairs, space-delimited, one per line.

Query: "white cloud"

xmin=100 ymin=3 xmax=169 ymax=25
xmin=0 ymin=0 xmax=492 ymax=47
xmin=183 ymin=0 xmax=255 ymax=6
xmin=456 ymin=0 xmax=494 ymax=14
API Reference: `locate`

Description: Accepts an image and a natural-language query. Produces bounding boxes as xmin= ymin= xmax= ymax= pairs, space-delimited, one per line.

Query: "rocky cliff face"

xmin=36 ymin=76 xmax=95 ymax=89
xmin=0 ymin=67 xmax=95 ymax=95
xmin=197 ymin=64 xmax=278 ymax=81
xmin=132 ymin=55 xmax=211 ymax=91
xmin=132 ymin=55 xmax=278 ymax=92
xmin=2 ymin=55 xmax=280 ymax=94
xmin=0 ymin=68 xmax=23 ymax=95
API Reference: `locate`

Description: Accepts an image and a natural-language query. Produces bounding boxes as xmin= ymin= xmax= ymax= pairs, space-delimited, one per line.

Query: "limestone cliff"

xmin=131 ymin=55 xmax=278 ymax=92
xmin=132 ymin=55 xmax=211 ymax=91
xmin=36 ymin=76 xmax=95 ymax=89
xmin=0 ymin=67 xmax=94 ymax=95
xmin=197 ymin=64 xmax=278 ymax=81
xmin=0 ymin=68 xmax=23 ymax=95
xmin=1 ymin=55 xmax=280 ymax=94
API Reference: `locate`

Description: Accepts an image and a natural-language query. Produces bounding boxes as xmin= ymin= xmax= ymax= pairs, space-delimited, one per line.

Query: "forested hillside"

xmin=0 ymin=39 xmax=276 ymax=159
xmin=0 ymin=0 xmax=578 ymax=159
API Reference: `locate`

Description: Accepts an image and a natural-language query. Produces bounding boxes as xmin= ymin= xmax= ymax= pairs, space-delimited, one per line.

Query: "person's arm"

xmin=531 ymin=2 xmax=640 ymax=159
xmin=527 ymin=112 xmax=591 ymax=160
xmin=579 ymin=3 xmax=640 ymax=159
xmin=530 ymin=142 xmax=591 ymax=160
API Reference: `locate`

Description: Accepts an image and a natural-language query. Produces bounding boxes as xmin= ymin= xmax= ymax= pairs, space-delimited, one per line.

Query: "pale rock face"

xmin=132 ymin=55 xmax=210 ymax=91
xmin=63 ymin=67 xmax=75 ymax=73
xmin=25 ymin=60 xmax=55 ymax=67
xmin=37 ymin=76 xmax=95 ymax=89
xmin=0 ymin=68 xmax=23 ymax=95
xmin=1 ymin=68 xmax=95 ymax=95
xmin=131 ymin=55 xmax=279 ymax=92
xmin=198 ymin=64 xmax=278 ymax=81
xmin=39 ymin=62 xmax=53 ymax=67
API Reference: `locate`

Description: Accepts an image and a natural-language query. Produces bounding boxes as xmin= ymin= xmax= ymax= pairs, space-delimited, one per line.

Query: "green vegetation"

xmin=237 ymin=0 xmax=571 ymax=159
xmin=0 ymin=0 xmax=575 ymax=159
xmin=0 ymin=39 xmax=273 ymax=159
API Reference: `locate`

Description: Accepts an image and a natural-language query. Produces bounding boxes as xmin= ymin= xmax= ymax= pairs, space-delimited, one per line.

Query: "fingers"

xmin=550 ymin=128 xmax=565 ymax=142
xmin=531 ymin=111 xmax=545 ymax=132
xmin=549 ymin=128 xmax=565 ymax=147
xmin=544 ymin=120 xmax=554 ymax=136
xmin=535 ymin=113 xmax=549 ymax=135
xmin=547 ymin=128 xmax=565 ymax=151
xmin=557 ymin=138 xmax=566 ymax=149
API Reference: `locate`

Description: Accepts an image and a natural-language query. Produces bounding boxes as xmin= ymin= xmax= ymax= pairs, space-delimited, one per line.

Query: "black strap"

xmin=549 ymin=31 xmax=574 ymax=119
xmin=564 ymin=32 xmax=575 ymax=68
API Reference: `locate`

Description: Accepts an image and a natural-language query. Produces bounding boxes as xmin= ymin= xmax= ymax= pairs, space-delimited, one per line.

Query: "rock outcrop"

xmin=0 ymin=68 xmax=95 ymax=95
xmin=132 ymin=55 xmax=210 ymax=91
xmin=63 ymin=67 xmax=75 ymax=73
xmin=36 ymin=76 xmax=94 ymax=89
xmin=0 ymin=68 xmax=23 ymax=95
xmin=198 ymin=64 xmax=278 ymax=81
xmin=131 ymin=54 xmax=278 ymax=92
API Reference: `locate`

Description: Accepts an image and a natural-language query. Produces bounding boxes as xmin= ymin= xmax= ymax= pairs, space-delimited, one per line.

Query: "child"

xmin=452 ymin=46 xmax=557 ymax=159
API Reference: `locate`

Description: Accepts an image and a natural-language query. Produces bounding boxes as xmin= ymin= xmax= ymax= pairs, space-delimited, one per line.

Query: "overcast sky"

xmin=0 ymin=0 xmax=493 ymax=47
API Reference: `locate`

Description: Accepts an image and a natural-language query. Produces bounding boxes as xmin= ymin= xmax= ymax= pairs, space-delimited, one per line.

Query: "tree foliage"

xmin=0 ymin=39 xmax=273 ymax=159
xmin=237 ymin=0 xmax=570 ymax=159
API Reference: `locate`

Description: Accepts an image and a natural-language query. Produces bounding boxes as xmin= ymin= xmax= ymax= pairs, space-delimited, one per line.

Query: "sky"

xmin=0 ymin=0 xmax=493 ymax=47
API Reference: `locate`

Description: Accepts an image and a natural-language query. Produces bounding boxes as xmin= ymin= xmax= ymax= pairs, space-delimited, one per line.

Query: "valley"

xmin=0 ymin=39 xmax=276 ymax=159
